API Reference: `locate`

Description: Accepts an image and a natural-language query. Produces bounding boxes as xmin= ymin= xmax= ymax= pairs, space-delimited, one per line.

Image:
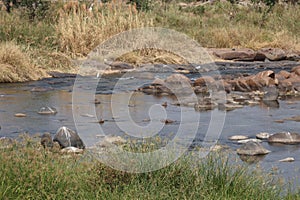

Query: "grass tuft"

xmin=0 ymin=42 xmax=45 ymax=82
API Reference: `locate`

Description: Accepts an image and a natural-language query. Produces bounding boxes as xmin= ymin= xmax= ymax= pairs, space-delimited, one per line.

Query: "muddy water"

xmin=0 ymin=66 xmax=300 ymax=189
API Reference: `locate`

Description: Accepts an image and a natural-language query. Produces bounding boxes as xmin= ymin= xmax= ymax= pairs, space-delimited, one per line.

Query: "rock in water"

xmin=41 ymin=132 xmax=53 ymax=148
xmin=228 ymin=135 xmax=249 ymax=141
xmin=262 ymin=86 xmax=279 ymax=101
xmin=278 ymin=157 xmax=295 ymax=162
xmin=268 ymin=132 xmax=300 ymax=144
xmin=53 ymin=127 xmax=85 ymax=149
xmin=256 ymin=132 xmax=271 ymax=140
xmin=14 ymin=113 xmax=26 ymax=117
xmin=237 ymin=141 xmax=270 ymax=156
xmin=237 ymin=139 xmax=262 ymax=144
xmin=38 ymin=106 xmax=57 ymax=115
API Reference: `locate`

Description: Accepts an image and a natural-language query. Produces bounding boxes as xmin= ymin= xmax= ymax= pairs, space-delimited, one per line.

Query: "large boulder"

xmin=237 ymin=141 xmax=270 ymax=155
xmin=53 ymin=127 xmax=85 ymax=149
xmin=268 ymin=132 xmax=300 ymax=144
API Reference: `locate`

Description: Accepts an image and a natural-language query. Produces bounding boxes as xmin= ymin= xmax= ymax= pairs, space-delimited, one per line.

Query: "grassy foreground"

xmin=0 ymin=135 xmax=299 ymax=199
xmin=0 ymin=0 xmax=299 ymax=82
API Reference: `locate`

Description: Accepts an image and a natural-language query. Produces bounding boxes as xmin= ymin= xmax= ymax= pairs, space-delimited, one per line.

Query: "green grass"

xmin=0 ymin=135 xmax=298 ymax=199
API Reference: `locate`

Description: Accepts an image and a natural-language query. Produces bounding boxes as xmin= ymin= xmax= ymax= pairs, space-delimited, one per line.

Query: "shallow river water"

xmin=0 ymin=63 xmax=300 ymax=189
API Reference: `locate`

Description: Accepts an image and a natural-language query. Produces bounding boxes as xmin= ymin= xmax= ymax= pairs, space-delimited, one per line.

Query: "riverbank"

xmin=0 ymin=135 xmax=298 ymax=199
xmin=0 ymin=0 xmax=299 ymax=82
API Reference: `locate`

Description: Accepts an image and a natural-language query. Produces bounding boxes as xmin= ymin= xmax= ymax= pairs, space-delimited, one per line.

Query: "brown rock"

xmin=194 ymin=76 xmax=215 ymax=87
xmin=276 ymin=70 xmax=290 ymax=80
xmin=14 ymin=113 xmax=26 ymax=117
xmin=164 ymin=74 xmax=192 ymax=95
xmin=291 ymin=66 xmax=300 ymax=76
xmin=165 ymin=74 xmax=191 ymax=85
xmin=213 ymin=48 xmax=256 ymax=61
xmin=257 ymin=48 xmax=286 ymax=61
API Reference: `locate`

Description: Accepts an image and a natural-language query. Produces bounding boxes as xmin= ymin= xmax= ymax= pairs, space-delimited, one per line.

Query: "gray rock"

xmin=262 ymin=86 xmax=279 ymax=101
xmin=237 ymin=141 xmax=270 ymax=155
xmin=38 ymin=106 xmax=57 ymax=115
xmin=53 ymin=127 xmax=85 ymax=149
xmin=268 ymin=132 xmax=300 ymax=144
xmin=257 ymin=48 xmax=286 ymax=61
xmin=256 ymin=132 xmax=271 ymax=140
xmin=278 ymin=157 xmax=295 ymax=162
xmin=41 ymin=132 xmax=53 ymax=148
xmin=237 ymin=139 xmax=262 ymax=144
xmin=228 ymin=135 xmax=249 ymax=141
xmin=61 ymin=147 xmax=84 ymax=154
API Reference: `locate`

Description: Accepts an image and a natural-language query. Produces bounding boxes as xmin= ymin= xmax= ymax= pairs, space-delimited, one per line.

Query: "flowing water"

xmin=0 ymin=62 xmax=300 ymax=189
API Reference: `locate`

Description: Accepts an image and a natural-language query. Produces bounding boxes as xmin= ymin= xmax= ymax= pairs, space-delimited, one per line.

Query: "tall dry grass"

xmin=0 ymin=42 xmax=46 ymax=82
xmin=55 ymin=0 xmax=153 ymax=57
xmin=155 ymin=2 xmax=300 ymax=51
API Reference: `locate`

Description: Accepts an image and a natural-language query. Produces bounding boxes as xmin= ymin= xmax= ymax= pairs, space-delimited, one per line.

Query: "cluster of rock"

xmin=230 ymin=131 xmax=300 ymax=163
xmin=210 ymin=48 xmax=300 ymax=62
xmin=41 ymin=126 xmax=85 ymax=153
xmin=40 ymin=126 xmax=128 ymax=154
xmin=138 ymin=66 xmax=300 ymax=111
xmin=14 ymin=106 xmax=57 ymax=118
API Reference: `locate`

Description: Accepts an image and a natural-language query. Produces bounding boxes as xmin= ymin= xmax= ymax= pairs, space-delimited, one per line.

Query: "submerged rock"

xmin=237 ymin=141 xmax=270 ymax=156
xmin=238 ymin=154 xmax=266 ymax=164
xmin=53 ymin=127 xmax=85 ymax=149
xmin=262 ymin=86 xmax=279 ymax=101
xmin=37 ymin=106 xmax=57 ymax=115
xmin=268 ymin=132 xmax=300 ymax=144
xmin=284 ymin=116 xmax=300 ymax=122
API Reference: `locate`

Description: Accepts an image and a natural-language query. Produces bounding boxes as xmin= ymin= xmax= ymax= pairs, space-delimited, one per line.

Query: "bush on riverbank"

xmin=0 ymin=0 xmax=299 ymax=82
xmin=0 ymin=134 xmax=297 ymax=199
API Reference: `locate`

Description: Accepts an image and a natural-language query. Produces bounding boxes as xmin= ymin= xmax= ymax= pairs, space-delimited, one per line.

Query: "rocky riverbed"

xmin=0 ymin=59 xmax=300 ymax=188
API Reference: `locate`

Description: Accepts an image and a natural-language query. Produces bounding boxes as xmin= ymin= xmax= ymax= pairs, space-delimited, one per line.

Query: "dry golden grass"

xmin=55 ymin=0 xmax=153 ymax=57
xmin=116 ymin=48 xmax=189 ymax=65
xmin=30 ymin=49 xmax=76 ymax=72
xmin=0 ymin=42 xmax=46 ymax=82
